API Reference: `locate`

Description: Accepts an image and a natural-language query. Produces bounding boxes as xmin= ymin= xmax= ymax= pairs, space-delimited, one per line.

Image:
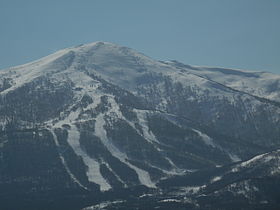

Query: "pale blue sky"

xmin=0 ymin=0 xmax=279 ymax=73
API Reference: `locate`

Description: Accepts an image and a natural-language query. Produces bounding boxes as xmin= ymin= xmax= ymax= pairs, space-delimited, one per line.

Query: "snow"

xmin=95 ymin=98 xmax=185 ymax=177
xmin=98 ymin=97 xmax=184 ymax=176
xmin=227 ymin=180 xmax=259 ymax=199
xmin=94 ymin=113 xmax=156 ymax=188
xmin=53 ymin=120 xmax=111 ymax=191
xmin=231 ymin=149 xmax=280 ymax=173
xmin=171 ymin=61 xmax=280 ymax=103
xmin=159 ymin=199 xmax=181 ymax=203
xmin=139 ymin=193 xmax=153 ymax=198
xmin=270 ymin=165 xmax=280 ymax=176
xmin=228 ymin=153 xmax=241 ymax=162
xmin=82 ymin=200 xmax=125 ymax=210
xmin=103 ymin=162 xmax=126 ymax=187
xmin=49 ymin=129 xmax=88 ymax=190
xmin=151 ymin=161 xmax=186 ymax=176
xmin=47 ymin=82 xmax=112 ymax=191
xmin=192 ymin=129 xmax=216 ymax=148
xmin=240 ymin=152 xmax=270 ymax=167
xmin=0 ymin=48 xmax=71 ymax=95
xmin=182 ymin=185 xmax=206 ymax=195
xmin=44 ymin=68 xmax=158 ymax=189
xmin=211 ymin=176 xmax=222 ymax=183
xmin=2 ymin=41 xmax=279 ymax=106
xmin=2 ymin=41 xmax=280 ymax=192
xmin=135 ymin=110 xmax=159 ymax=144
xmin=67 ymin=124 xmax=111 ymax=191
xmin=191 ymin=129 xmax=241 ymax=162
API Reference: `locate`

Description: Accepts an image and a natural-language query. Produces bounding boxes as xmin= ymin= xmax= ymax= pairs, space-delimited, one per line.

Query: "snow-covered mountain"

xmin=166 ymin=60 xmax=280 ymax=102
xmin=85 ymin=149 xmax=280 ymax=210
xmin=0 ymin=41 xmax=279 ymax=210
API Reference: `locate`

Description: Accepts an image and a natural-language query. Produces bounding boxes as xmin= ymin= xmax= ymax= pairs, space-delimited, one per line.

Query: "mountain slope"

xmin=0 ymin=41 xmax=279 ymax=209
xmin=166 ymin=60 xmax=280 ymax=103
xmin=88 ymin=150 xmax=280 ymax=210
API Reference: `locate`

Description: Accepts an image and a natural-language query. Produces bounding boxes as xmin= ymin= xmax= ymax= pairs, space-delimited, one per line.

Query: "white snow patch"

xmin=139 ymin=193 xmax=153 ymax=198
xmin=135 ymin=110 xmax=159 ymax=144
xmin=211 ymin=176 xmax=222 ymax=183
xmin=231 ymin=167 xmax=238 ymax=173
xmin=161 ymin=157 xmax=186 ymax=175
xmin=240 ymin=152 xmax=269 ymax=167
xmin=228 ymin=153 xmax=241 ymax=162
xmin=231 ymin=150 xmax=280 ymax=173
xmin=82 ymin=200 xmax=125 ymax=210
xmin=192 ymin=129 xmax=216 ymax=148
xmin=159 ymin=199 xmax=181 ymax=203
xmin=182 ymin=185 xmax=206 ymax=194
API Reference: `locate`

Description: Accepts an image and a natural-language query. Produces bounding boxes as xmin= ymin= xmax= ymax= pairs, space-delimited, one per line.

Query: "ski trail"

xmin=49 ymin=129 xmax=88 ymax=190
xmin=67 ymin=124 xmax=112 ymax=191
xmin=95 ymin=113 xmax=156 ymax=188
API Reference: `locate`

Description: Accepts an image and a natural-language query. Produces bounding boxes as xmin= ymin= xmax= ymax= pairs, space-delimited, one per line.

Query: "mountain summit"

xmin=0 ymin=42 xmax=280 ymax=210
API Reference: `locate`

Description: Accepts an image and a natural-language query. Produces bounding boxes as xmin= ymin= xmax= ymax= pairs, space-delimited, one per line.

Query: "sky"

xmin=0 ymin=0 xmax=279 ymax=74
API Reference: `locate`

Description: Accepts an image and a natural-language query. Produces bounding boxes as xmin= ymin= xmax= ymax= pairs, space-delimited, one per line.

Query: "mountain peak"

xmin=70 ymin=41 xmax=117 ymax=52
xmin=1 ymin=41 xmax=280 ymax=210
xmin=1 ymin=42 xmax=280 ymax=101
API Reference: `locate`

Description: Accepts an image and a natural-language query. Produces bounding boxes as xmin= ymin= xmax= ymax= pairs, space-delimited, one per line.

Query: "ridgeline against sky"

xmin=0 ymin=0 xmax=279 ymax=73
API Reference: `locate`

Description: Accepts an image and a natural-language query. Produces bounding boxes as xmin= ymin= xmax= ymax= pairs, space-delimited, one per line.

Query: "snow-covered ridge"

xmin=167 ymin=60 xmax=280 ymax=102
xmin=1 ymin=41 xmax=279 ymax=104
xmin=231 ymin=149 xmax=280 ymax=173
xmin=195 ymin=150 xmax=280 ymax=196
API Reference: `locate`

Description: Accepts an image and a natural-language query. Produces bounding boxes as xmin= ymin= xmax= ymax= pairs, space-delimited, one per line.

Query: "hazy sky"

xmin=0 ymin=0 xmax=279 ymax=73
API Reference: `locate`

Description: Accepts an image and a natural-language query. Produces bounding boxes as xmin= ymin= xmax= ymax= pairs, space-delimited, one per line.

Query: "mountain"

xmin=0 ymin=41 xmax=279 ymax=210
xmin=84 ymin=149 xmax=280 ymax=210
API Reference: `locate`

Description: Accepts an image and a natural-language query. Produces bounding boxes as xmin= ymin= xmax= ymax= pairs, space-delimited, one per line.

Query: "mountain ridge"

xmin=1 ymin=41 xmax=279 ymax=103
xmin=0 ymin=41 xmax=279 ymax=210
